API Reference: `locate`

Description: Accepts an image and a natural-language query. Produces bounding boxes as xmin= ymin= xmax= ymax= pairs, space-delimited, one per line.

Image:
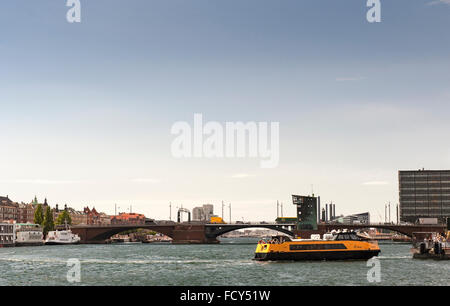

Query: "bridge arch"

xmin=319 ymin=223 xmax=446 ymax=238
xmin=321 ymin=224 xmax=412 ymax=237
xmin=71 ymin=225 xmax=175 ymax=243
xmin=205 ymin=224 xmax=295 ymax=239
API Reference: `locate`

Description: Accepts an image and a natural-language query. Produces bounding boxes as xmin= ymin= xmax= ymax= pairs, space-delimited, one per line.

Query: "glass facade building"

xmin=399 ymin=170 xmax=450 ymax=223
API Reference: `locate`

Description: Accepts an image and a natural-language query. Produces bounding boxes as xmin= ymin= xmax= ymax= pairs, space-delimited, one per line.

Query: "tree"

xmin=34 ymin=204 xmax=44 ymax=226
xmin=56 ymin=210 xmax=72 ymax=226
xmin=43 ymin=206 xmax=55 ymax=236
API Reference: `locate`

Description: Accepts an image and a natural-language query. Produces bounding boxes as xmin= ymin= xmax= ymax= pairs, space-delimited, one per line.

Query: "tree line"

xmin=33 ymin=204 xmax=72 ymax=236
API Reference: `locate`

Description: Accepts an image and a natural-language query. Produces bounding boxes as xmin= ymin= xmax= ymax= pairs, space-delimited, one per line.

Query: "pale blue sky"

xmin=1 ymin=0 xmax=450 ymax=221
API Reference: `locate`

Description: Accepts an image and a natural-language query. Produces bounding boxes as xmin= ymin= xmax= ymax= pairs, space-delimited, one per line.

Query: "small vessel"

xmin=254 ymin=231 xmax=380 ymax=261
xmin=411 ymin=231 xmax=450 ymax=260
xmin=44 ymin=228 xmax=81 ymax=245
xmin=15 ymin=223 xmax=44 ymax=246
xmin=142 ymin=238 xmax=172 ymax=244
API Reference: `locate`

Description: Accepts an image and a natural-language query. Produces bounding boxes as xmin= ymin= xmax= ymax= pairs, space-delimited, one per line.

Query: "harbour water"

xmin=0 ymin=239 xmax=448 ymax=286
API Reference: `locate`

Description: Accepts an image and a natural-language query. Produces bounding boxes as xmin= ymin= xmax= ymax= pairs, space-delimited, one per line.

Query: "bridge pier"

xmin=171 ymin=225 xmax=216 ymax=244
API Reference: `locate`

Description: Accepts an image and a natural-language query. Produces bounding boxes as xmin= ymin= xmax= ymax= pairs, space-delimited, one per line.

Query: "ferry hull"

xmin=15 ymin=242 xmax=44 ymax=247
xmin=254 ymin=250 xmax=380 ymax=261
xmin=45 ymin=241 xmax=80 ymax=245
xmin=412 ymin=253 xmax=450 ymax=260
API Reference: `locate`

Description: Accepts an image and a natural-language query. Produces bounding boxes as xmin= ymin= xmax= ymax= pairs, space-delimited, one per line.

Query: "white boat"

xmin=44 ymin=229 xmax=81 ymax=245
xmin=15 ymin=223 xmax=44 ymax=246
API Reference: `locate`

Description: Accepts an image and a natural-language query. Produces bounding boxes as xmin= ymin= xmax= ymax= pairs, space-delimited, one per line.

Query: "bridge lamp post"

xmin=222 ymin=201 xmax=225 ymax=220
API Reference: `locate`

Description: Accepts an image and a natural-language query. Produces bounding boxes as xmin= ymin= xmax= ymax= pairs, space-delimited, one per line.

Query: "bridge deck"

xmin=71 ymin=222 xmax=446 ymax=244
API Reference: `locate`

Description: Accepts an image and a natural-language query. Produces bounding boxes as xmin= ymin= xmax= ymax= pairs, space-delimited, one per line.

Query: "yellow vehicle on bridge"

xmin=210 ymin=217 xmax=226 ymax=224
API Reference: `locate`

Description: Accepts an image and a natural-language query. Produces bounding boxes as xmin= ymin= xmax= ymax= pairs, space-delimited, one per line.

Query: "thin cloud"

xmin=131 ymin=178 xmax=161 ymax=183
xmin=427 ymin=0 xmax=450 ymax=5
xmin=0 ymin=179 xmax=87 ymax=185
xmin=230 ymin=173 xmax=254 ymax=179
xmin=336 ymin=76 xmax=365 ymax=82
xmin=362 ymin=181 xmax=389 ymax=186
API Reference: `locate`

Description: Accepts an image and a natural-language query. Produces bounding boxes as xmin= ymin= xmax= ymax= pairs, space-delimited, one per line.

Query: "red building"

xmin=83 ymin=207 xmax=101 ymax=225
xmin=0 ymin=196 xmax=19 ymax=222
xmin=111 ymin=213 xmax=146 ymax=225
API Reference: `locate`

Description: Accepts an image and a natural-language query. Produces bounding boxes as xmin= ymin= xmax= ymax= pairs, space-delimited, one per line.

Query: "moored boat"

xmin=411 ymin=231 xmax=450 ymax=260
xmin=15 ymin=223 xmax=44 ymax=246
xmin=44 ymin=229 xmax=81 ymax=245
xmin=254 ymin=231 xmax=380 ymax=261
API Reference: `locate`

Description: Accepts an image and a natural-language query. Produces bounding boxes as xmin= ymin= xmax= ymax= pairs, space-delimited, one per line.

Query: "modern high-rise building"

xmin=399 ymin=169 xmax=450 ymax=223
xmin=192 ymin=204 xmax=214 ymax=222
xmin=192 ymin=207 xmax=204 ymax=221
xmin=292 ymin=195 xmax=317 ymax=230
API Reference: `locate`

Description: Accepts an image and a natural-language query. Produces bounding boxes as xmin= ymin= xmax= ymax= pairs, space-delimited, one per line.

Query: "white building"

xmin=0 ymin=223 xmax=15 ymax=247
xmin=15 ymin=223 xmax=43 ymax=246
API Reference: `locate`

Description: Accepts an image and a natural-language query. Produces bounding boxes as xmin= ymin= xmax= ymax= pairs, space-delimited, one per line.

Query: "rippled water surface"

xmin=0 ymin=239 xmax=448 ymax=286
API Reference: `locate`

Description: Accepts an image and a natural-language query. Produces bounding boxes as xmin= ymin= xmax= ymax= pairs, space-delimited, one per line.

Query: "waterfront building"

xmin=332 ymin=212 xmax=370 ymax=225
xmin=192 ymin=207 xmax=203 ymax=221
xmin=53 ymin=205 xmax=110 ymax=225
xmin=31 ymin=196 xmax=49 ymax=210
xmin=0 ymin=222 xmax=15 ymax=247
xmin=83 ymin=207 xmax=102 ymax=225
xmin=192 ymin=204 xmax=214 ymax=222
xmin=65 ymin=207 xmax=88 ymax=225
xmin=99 ymin=212 xmax=111 ymax=225
xmin=14 ymin=223 xmax=43 ymax=246
xmin=1 ymin=196 xmax=54 ymax=224
xmin=399 ymin=169 xmax=450 ymax=223
xmin=19 ymin=197 xmax=48 ymax=223
xmin=18 ymin=203 xmax=36 ymax=223
xmin=292 ymin=195 xmax=318 ymax=230
xmin=0 ymin=196 xmax=19 ymax=222
xmin=203 ymin=204 xmax=214 ymax=220
xmin=2 ymin=195 xmax=115 ymax=226
xmin=111 ymin=212 xmax=146 ymax=225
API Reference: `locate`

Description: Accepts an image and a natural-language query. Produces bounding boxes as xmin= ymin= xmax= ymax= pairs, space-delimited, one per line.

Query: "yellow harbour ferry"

xmin=254 ymin=231 xmax=380 ymax=261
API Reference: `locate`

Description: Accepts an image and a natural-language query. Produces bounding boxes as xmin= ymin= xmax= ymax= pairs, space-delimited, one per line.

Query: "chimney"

xmin=317 ymin=196 xmax=321 ymax=223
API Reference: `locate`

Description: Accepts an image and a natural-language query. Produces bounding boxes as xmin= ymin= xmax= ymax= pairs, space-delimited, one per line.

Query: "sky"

xmin=1 ymin=0 xmax=450 ymax=222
